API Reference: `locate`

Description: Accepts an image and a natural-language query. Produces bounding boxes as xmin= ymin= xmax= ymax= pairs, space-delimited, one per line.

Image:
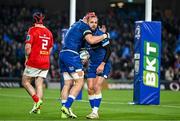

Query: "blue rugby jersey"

xmin=63 ymin=20 xmax=90 ymax=52
xmin=88 ymin=28 xmax=110 ymax=64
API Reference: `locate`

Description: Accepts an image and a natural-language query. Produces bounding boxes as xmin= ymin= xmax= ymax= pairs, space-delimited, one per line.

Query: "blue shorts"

xmin=86 ymin=61 xmax=111 ymax=79
xmin=59 ymin=50 xmax=83 ymax=73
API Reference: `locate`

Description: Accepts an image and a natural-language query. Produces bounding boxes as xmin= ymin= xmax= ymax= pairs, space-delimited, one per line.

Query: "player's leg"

xmin=22 ymin=66 xmax=40 ymax=102
xmin=35 ymin=76 xmax=44 ymax=99
xmin=60 ymin=72 xmax=74 ymax=118
xmin=86 ymin=63 xmax=100 ymax=119
xmin=22 ymin=66 xmax=40 ymax=105
xmin=94 ymin=76 xmax=104 ymax=109
xmin=61 ymin=72 xmax=74 ymax=105
xmin=87 ymin=78 xmax=95 ymax=110
xmin=33 ymin=70 xmax=49 ymax=114
xmin=61 ymin=71 xmax=84 ymax=118
xmin=22 ymin=74 xmax=42 ymax=114
xmin=22 ymin=75 xmax=35 ymax=96
xmin=60 ymin=51 xmax=83 ymax=118
xmin=65 ymin=71 xmax=84 ymax=107
xmin=87 ymin=76 xmax=104 ymax=119
xmin=86 ymin=78 xmax=97 ymax=119
xmin=28 ymin=76 xmax=44 ymax=114
xmin=86 ymin=65 xmax=97 ymax=112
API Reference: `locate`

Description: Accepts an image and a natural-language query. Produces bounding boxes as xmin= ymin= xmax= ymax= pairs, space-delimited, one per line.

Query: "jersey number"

xmin=42 ymin=39 xmax=48 ymax=50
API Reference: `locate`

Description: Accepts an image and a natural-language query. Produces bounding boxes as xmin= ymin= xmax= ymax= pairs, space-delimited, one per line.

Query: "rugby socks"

xmin=32 ymin=94 xmax=39 ymax=103
xmin=88 ymin=95 xmax=95 ymax=109
xmin=61 ymin=99 xmax=67 ymax=106
xmin=93 ymin=93 xmax=102 ymax=114
xmin=65 ymin=95 xmax=75 ymax=108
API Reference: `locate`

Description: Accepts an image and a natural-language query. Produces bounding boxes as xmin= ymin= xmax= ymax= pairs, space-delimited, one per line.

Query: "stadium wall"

xmin=0 ymin=78 xmax=179 ymax=91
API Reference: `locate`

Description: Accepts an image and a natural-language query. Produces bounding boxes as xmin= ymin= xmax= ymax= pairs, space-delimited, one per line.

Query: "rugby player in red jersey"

xmin=22 ymin=12 xmax=54 ymax=114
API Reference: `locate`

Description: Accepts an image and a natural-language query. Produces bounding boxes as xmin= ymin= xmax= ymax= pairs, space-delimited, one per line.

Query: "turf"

xmin=0 ymin=88 xmax=180 ymax=121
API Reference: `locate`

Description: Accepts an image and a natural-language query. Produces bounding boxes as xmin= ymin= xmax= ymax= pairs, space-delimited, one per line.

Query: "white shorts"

xmin=63 ymin=71 xmax=84 ymax=81
xmin=23 ymin=66 xmax=49 ymax=78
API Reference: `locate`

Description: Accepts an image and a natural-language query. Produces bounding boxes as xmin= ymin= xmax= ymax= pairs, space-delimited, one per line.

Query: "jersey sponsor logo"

xmin=26 ymin=35 xmax=30 ymax=41
xmin=40 ymin=51 xmax=49 ymax=55
xmin=39 ymin=36 xmax=50 ymax=39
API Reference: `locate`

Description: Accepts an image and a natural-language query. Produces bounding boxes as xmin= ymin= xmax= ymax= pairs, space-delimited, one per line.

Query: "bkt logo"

xmin=143 ymin=41 xmax=159 ymax=88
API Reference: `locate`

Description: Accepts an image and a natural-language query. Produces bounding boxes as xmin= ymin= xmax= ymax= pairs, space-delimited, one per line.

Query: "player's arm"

xmin=102 ymin=43 xmax=111 ymax=63
xmin=96 ymin=41 xmax=112 ymax=74
xmin=25 ymin=43 xmax=31 ymax=59
xmin=25 ymin=28 xmax=34 ymax=59
xmin=84 ymin=30 xmax=109 ymax=44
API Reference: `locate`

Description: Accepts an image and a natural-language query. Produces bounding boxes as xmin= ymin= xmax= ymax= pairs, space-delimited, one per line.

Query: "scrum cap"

xmin=33 ymin=12 xmax=45 ymax=24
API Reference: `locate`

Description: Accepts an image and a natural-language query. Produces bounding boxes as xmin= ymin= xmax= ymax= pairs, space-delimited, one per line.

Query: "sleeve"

xmin=101 ymin=39 xmax=110 ymax=47
xmin=82 ymin=24 xmax=92 ymax=39
xmin=102 ymin=40 xmax=111 ymax=63
xmin=25 ymin=28 xmax=34 ymax=44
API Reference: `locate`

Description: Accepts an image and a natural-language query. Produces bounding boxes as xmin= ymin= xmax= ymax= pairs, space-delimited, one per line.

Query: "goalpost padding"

xmin=133 ymin=21 xmax=161 ymax=105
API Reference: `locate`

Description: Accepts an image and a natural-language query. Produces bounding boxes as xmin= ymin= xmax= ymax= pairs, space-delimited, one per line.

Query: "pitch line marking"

xmin=0 ymin=93 xmax=180 ymax=109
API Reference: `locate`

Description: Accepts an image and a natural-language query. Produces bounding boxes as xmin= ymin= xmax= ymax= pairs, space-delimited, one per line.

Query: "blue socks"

xmin=65 ymin=95 xmax=75 ymax=108
xmin=89 ymin=93 xmax=102 ymax=114
xmin=94 ymin=93 xmax=102 ymax=109
xmin=88 ymin=95 xmax=95 ymax=109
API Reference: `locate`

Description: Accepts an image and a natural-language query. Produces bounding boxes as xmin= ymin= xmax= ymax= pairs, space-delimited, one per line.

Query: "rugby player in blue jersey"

xmin=59 ymin=12 xmax=110 ymax=119
xmin=85 ymin=14 xmax=111 ymax=119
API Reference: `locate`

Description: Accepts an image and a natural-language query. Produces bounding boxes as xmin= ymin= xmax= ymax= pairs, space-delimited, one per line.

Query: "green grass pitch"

xmin=0 ymin=88 xmax=180 ymax=121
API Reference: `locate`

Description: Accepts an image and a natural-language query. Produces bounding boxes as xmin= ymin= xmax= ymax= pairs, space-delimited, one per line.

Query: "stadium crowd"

xmin=0 ymin=4 xmax=179 ymax=82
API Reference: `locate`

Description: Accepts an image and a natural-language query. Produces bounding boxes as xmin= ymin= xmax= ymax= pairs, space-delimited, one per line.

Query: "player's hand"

xmin=103 ymin=32 xmax=110 ymax=39
xmin=96 ymin=62 xmax=105 ymax=74
xmin=105 ymin=32 xmax=110 ymax=39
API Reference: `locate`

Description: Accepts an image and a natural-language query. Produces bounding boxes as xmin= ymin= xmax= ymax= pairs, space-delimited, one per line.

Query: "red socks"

xmin=32 ymin=94 xmax=39 ymax=103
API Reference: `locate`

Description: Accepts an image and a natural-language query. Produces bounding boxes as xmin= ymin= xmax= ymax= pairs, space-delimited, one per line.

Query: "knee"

xmin=22 ymin=76 xmax=31 ymax=87
xmin=88 ymin=86 xmax=94 ymax=94
xmin=63 ymin=84 xmax=71 ymax=90
xmin=88 ymin=85 xmax=94 ymax=91
xmin=22 ymin=79 xmax=29 ymax=87
xmin=75 ymin=79 xmax=84 ymax=87
xmin=94 ymin=84 xmax=101 ymax=92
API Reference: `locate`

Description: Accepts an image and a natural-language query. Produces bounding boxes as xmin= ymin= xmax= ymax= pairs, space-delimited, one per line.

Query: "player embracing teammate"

xmin=85 ymin=13 xmax=111 ymax=119
xmin=59 ymin=12 xmax=110 ymax=119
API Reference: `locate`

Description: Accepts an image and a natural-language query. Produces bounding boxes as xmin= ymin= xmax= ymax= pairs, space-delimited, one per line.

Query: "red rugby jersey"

xmin=25 ymin=25 xmax=54 ymax=69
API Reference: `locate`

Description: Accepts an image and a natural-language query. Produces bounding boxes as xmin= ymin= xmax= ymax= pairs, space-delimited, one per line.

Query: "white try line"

xmin=0 ymin=93 xmax=180 ymax=109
